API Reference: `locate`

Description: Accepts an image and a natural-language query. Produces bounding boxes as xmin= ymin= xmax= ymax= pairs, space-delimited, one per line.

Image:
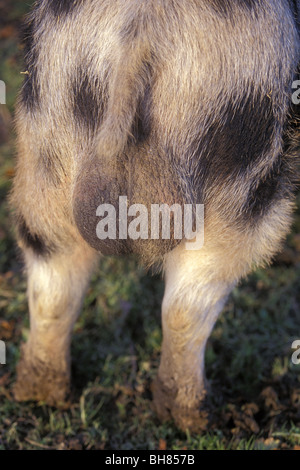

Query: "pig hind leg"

xmin=13 ymin=229 xmax=97 ymax=406
xmin=152 ymin=200 xmax=293 ymax=431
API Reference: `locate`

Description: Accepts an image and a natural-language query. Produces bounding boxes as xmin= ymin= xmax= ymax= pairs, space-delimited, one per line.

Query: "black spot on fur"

xmin=245 ymin=160 xmax=285 ymax=219
xmin=46 ymin=0 xmax=82 ymax=17
xmin=131 ymin=84 xmax=152 ymax=144
xmin=19 ymin=16 xmax=40 ymax=111
xmin=209 ymin=0 xmax=259 ymax=16
xmin=21 ymin=67 xmax=40 ymax=112
xmin=72 ymin=66 xmax=107 ymax=132
xmin=190 ymin=89 xmax=276 ymax=202
xmin=17 ymin=216 xmax=53 ymax=257
xmin=291 ymin=0 xmax=300 ymax=27
xmin=243 ymin=73 xmax=299 ymax=220
xmin=127 ymin=58 xmax=154 ymax=145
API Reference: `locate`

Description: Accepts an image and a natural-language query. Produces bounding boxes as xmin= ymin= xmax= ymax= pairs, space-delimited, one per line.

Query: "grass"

xmin=0 ymin=0 xmax=299 ymax=451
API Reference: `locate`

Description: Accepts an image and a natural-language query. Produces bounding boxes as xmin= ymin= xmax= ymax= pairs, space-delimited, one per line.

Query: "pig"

xmin=10 ymin=0 xmax=299 ymax=431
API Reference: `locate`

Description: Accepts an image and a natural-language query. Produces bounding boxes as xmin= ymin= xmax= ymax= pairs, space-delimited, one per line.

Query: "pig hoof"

xmin=171 ymin=404 xmax=210 ymax=433
xmin=151 ymin=376 xmax=211 ymax=433
xmin=13 ymin=343 xmax=70 ymax=408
